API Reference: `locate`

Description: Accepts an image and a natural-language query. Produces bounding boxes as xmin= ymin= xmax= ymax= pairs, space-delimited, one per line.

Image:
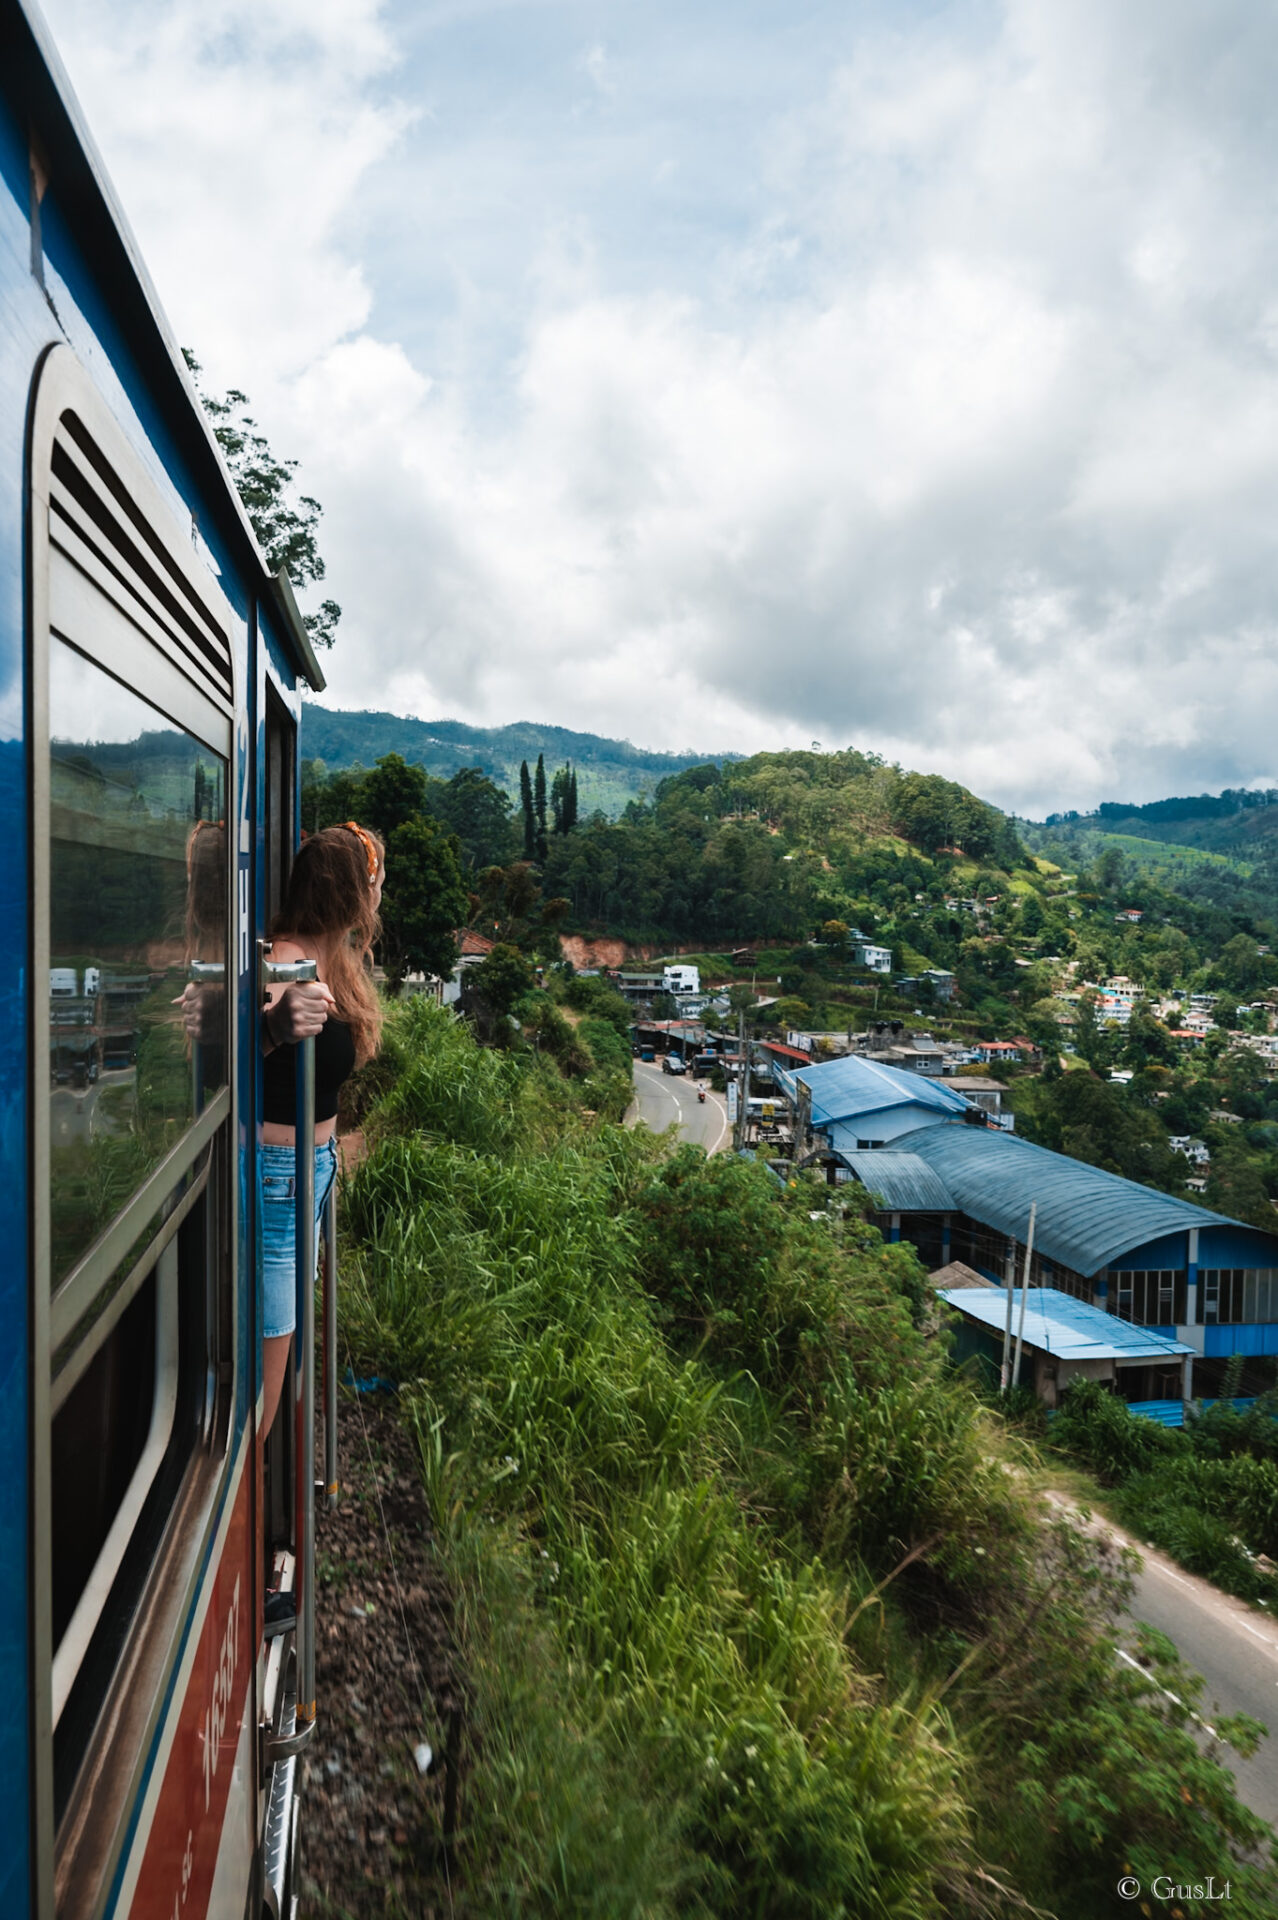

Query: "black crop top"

xmin=262 ymin=1015 xmax=356 ymax=1125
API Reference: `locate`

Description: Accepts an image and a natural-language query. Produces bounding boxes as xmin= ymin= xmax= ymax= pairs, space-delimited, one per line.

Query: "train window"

xmin=47 ymin=639 xmax=227 ymax=1287
xmin=30 ymin=350 xmax=240 ymax=1867
xmin=264 ymin=680 xmax=295 ymax=924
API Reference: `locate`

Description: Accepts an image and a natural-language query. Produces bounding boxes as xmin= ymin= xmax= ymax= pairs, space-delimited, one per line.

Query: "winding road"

xmin=1047 ymin=1492 xmax=1278 ymax=1823
xmin=627 ymin=1060 xmax=731 ymax=1155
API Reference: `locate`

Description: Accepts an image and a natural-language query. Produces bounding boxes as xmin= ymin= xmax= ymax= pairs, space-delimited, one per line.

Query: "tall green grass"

xmin=337 ymin=999 xmax=1278 ymax=1916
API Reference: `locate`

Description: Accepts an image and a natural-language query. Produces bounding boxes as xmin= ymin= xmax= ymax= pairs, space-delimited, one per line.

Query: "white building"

xmin=663 ymin=963 xmax=701 ymax=995
xmin=851 ymin=939 xmax=893 ymax=974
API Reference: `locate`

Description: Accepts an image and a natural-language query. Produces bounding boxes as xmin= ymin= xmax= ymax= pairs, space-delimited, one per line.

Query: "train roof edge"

xmin=2 ymin=0 xmax=326 ymax=693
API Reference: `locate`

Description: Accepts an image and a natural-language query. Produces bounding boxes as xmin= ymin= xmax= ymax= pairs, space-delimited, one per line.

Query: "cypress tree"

xmin=519 ymin=760 xmax=535 ymax=860
xmin=534 ymin=753 xmax=548 ymax=863
xmin=551 ymin=764 xmax=576 ymax=834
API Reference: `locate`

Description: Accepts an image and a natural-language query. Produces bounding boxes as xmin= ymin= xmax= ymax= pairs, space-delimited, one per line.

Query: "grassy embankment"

xmin=335 ymin=998 xmax=1277 ymax=1917
xmin=1043 ymin=1379 xmax=1278 ymax=1609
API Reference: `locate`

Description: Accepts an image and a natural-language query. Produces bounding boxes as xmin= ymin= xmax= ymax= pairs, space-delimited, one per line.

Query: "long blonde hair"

xmin=272 ymin=825 xmax=384 ymax=1064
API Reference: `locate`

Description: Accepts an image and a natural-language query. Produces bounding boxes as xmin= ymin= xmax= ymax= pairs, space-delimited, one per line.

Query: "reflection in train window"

xmin=48 ymin=638 xmax=226 ymax=1285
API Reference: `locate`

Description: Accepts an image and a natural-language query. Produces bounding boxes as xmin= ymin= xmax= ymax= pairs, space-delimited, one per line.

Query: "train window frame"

xmin=28 ymin=345 xmax=242 ymax=1899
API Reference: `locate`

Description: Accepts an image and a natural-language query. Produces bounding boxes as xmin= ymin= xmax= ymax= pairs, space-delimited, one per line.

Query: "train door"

xmin=261 ymin=679 xmax=296 ymax=1548
xmin=28 ymin=346 xmax=250 ymax=1920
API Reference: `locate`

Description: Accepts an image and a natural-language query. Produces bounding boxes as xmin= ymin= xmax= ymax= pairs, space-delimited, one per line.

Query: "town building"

xmin=938 ymin=1285 xmax=1193 ymax=1414
xmin=663 ymin=963 xmax=701 ymax=995
xmin=773 ymin=1052 xmax=977 ymax=1152
xmin=773 ymin=1054 xmax=1278 ymax=1419
xmin=849 ymin=933 xmax=893 ymax=974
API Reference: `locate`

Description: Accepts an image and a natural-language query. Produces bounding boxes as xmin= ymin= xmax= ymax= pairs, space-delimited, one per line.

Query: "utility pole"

xmin=735 ymin=1006 xmax=752 ymax=1151
xmin=1000 ymin=1235 xmax=1017 ymax=1392
xmin=1010 ymin=1202 xmax=1037 ymax=1394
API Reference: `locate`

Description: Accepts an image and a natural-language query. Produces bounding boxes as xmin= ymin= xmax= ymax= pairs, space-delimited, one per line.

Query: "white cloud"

xmin=39 ymin=0 xmax=1278 ymax=814
xmin=41 ymin=0 xmax=411 ymax=384
xmin=579 ymin=43 xmax=618 ymax=99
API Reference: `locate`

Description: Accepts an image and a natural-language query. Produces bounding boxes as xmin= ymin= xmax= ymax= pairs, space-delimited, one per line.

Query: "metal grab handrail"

xmin=259 ymin=945 xmax=319 ymax=1758
xmin=323 ymin=1183 xmax=338 ymax=1512
xmin=294 ymin=1020 xmax=317 ymax=1734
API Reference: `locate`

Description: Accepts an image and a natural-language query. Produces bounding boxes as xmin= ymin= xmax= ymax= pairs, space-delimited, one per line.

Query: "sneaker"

xmin=264 ymin=1588 xmax=296 ymax=1638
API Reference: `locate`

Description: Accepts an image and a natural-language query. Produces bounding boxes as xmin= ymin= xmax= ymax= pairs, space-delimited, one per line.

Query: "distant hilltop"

xmin=300 ymin=707 xmax=735 ymax=817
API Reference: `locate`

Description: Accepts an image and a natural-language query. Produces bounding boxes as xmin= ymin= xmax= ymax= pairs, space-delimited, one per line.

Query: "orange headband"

xmin=341 ymin=820 xmax=379 ymax=880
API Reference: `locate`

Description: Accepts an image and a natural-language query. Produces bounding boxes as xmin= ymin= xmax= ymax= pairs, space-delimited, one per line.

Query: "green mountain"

xmin=1023 ymin=789 xmax=1278 ymax=925
xmin=301 ymin=707 xmax=731 ymax=817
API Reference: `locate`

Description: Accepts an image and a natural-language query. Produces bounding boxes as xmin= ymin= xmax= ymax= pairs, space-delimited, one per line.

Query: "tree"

xmin=1217 ymin=934 xmax=1264 ymax=994
xmin=429 ymin=766 xmax=516 ymax=870
xmin=1205 ymin=1129 xmax=1278 ymax=1231
xmin=550 ymin=762 xmax=579 ymax=835
xmin=1020 ymin=891 xmax=1045 ymax=939
xmin=533 ymin=754 xmax=548 ymax=862
xmin=359 ymin=753 xmax=429 ymax=838
xmin=183 ymin=352 xmax=340 ymax=650
xmin=519 ymin=760 xmax=536 ymax=861
xmin=1014 ymin=1070 xmax=1182 ymax=1191
xmin=1092 ymin=846 xmax=1125 ymax=895
xmin=378 ymin=815 xmax=468 ymax=991
xmin=471 ymin=860 xmax=567 ymax=956
xmin=467 ymin=942 xmax=534 ymax=1017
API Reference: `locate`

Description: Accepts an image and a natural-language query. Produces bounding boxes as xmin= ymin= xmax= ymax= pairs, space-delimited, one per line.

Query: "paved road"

xmin=1125 ymin=1543 xmax=1278 ymax=1824
xmin=49 ymin=1068 xmax=134 ymax=1144
xmin=1049 ymin=1493 xmax=1278 ymax=1823
xmin=628 ymin=1061 xmax=731 ymax=1155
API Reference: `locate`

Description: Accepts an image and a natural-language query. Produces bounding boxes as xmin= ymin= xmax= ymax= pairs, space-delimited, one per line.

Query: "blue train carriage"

xmin=2 ymin=3 xmax=332 ymax=1915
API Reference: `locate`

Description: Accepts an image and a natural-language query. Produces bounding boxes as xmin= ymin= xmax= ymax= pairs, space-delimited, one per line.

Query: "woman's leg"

xmin=263 ymin=1332 xmax=292 ymax=1436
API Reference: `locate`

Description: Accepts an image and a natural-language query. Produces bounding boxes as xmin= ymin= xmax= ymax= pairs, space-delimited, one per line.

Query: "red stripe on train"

xmin=126 ymin=1459 xmax=253 ymax=1919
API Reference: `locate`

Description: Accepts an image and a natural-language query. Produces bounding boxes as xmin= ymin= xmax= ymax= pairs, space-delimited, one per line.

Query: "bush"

xmin=1050 ymin=1378 xmax=1185 ymax=1482
xmin=562 ymin=970 xmax=634 ymax=1036
xmin=578 ymin=1015 xmax=633 ymax=1075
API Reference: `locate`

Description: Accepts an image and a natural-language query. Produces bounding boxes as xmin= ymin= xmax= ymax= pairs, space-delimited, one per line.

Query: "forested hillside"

xmin=302 ymin=706 xmax=723 ymax=816
xmin=306 ymin=741 xmax=1278 ymax=1230
xmin=1025 ymin=789 xmax=1278 ymax=925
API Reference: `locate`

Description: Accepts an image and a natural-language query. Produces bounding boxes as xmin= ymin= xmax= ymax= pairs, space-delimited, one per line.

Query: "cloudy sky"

xmin=39 ymin=0 xmax=1278 ymax=816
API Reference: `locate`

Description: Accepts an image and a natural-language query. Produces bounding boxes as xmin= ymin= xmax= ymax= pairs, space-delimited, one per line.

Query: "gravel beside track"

xmin=301 ymin=1389 xmax=466 ymax=1916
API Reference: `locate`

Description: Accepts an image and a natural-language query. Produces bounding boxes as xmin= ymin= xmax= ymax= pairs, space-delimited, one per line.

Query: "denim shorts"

xmin=261 ymin=1138 xmax=339 ymax=1340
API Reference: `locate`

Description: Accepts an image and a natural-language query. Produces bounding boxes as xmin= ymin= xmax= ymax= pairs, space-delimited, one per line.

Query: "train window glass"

xmin=50 ymin=1257 xmax=164 ymax=1712
xmin=50 ymin=1181 xmax=223 ymax=1797
xmin=48 ymin=638 xmax=226 ymax=1288
xmin=264 ymin=679 xmax=295 ymax=924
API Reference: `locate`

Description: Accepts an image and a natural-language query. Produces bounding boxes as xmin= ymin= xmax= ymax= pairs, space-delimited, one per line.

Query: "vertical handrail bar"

xmin=323 ymin=1182 xmax=339 ymax=1511
xmin=295 ymin=1028 xmax=317 ymax=1731
xmin=259 ymin=945 xmax=320 ymax=1754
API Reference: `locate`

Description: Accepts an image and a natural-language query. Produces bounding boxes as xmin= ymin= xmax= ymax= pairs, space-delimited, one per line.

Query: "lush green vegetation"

xmin=1051 ymin=1377 xmax=1278 ymax=1609
xmin=335 ymin=999 xmax=1277 ymax=1916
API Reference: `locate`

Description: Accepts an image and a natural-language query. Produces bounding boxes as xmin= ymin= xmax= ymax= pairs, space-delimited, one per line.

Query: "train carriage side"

xmin=1 ymin=4 xmax=326 ymax=1915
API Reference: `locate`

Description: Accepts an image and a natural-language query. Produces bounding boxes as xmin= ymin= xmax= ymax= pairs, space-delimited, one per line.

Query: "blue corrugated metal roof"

xmin=791 ymin=1054 xmax=972 ymax=1126
xmin=899 ymin=1123 xmax=1246 ymax=1277
xmin=938 ymin=1285 xmax=1194 ymax=1360
xmin=1127 ymin=1400 xmax=1187 ymax=1427
xmin=838 ymin=1151 xmax=956 ymax=1212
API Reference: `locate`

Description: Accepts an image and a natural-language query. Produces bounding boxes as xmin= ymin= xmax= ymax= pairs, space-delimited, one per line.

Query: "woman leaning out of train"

xmin=259 ymin=822 xmax=385 ymax=1624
